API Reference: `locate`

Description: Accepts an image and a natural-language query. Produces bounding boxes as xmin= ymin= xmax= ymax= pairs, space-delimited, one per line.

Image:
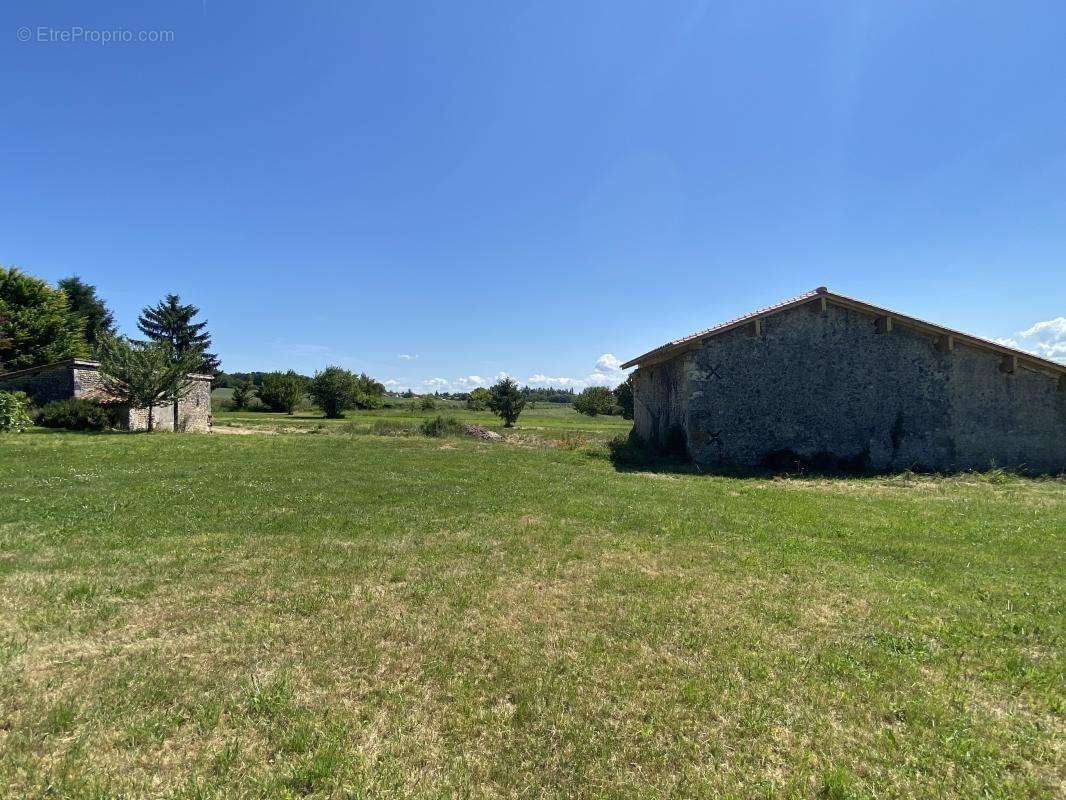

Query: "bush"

xmin=414 ymin=395 xmax=437 ymax=411
xmin=308 ymin=366 xmax=359 ymax=418
xmin=488 ymin=378 xmax=525 ymax=427
xmin=466 ymin=387 xmax=490 ymax=411
xmin=419 ymin=415 xmax=463 ymax=437
xmin=231 ymin=378 xmax=256 ymax=411
xmin=573 ymin=386 xmax=618 ymax=416
xmin=606 ymin=433 xmax=651 ymax=467
xmin=307 ymin=368 xmax=386 ymax=418
xmin=373 ymin=419 xmax=418 ymax=436
xmin=0 ymin=391 xmax=33 ymax=433
xmin=352 ymin=373 xmax=386 ymax=409
xmin=257 ymin=371 xmax=306 ymax=414
xmin=34 ymin=398 xmax=117 ymax=431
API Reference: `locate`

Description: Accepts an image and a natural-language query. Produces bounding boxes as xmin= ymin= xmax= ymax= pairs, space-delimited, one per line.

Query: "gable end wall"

xmin=633 ymin=303 xmax=1066 ymax=473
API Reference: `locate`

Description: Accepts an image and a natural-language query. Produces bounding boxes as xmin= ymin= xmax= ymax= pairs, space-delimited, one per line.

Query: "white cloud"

xmin=525 ymin=353 xmax=630 ymax=391
xmin=383 ymin=379 xmax=402 ymax=388
xmin=996 ymin=317 xmax=1066 ymax=363
xmin=527 ymin=374 xmax=580 ymax=387
xmin=453 ymin=375 xmax=486 ymax=389
xmin=399 ymin=354 xmax=418 ymax=361
xmin=410 ymin=357 xmax=631 ymax=394
xmin=415 ymin=374 xmax=493 ymax=392
xmin=594 ymin=353 xmax=623 ymax=371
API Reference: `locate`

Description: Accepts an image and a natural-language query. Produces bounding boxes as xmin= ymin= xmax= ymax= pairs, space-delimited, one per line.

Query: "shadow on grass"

xmin=24 ymin=427 xmax=130 ymax=437
xmin=603 ymin=434 xmax=1059 ymax=482
xmin=24 ymin=427 xmax=199 ymax=437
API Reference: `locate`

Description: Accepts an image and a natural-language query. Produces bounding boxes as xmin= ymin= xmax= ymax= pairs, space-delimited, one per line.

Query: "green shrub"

xmin=352 ymin=373 xmax=386 ymax=409
xmin=307 ymin=367 xmax=385 ymax=417
xmin=606 ymin=433 xmax=651 ymax=467
xmin=373 ymin=420 xmax=418 ymax=436
xmin=419 ymin=415 xmax=463 ymax=438
xmin=308 ymin=366 xmax=357 ymax=418
xmin=34 ymin=398 xmax=117 ymax=431
xmin=487 ymin=378 xmax=525 ymax=427
xmin=231 ymin=378 xmax=256 ymax=411
xmin=466 ymin=387 xmax=490 ymax=411
xmin=414 ymin=395 xmax=437 ymax=411
xmin=573 ymin=386 xmax=618 ymax=416
xmin=257 ymin=371 xmax=307 ymax=414
xmin=0 ymin=390 xmax=33 ymax=433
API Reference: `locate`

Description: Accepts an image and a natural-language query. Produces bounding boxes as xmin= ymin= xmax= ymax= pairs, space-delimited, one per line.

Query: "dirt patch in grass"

xmin=212 ymin=425 xmax=277 ymax=435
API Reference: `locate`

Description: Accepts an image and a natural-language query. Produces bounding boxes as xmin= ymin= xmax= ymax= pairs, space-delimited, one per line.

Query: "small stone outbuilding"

xmin=622 ymin=288 xmax=1066 ymax=474
xmin=0 ymin=358 xmax=213 ymax=432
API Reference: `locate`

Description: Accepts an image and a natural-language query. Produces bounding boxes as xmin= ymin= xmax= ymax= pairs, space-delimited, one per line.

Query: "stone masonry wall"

xmin=633 ymin=302 xmax=1066 ymax=473
xmin=631 ymin=356 xmax=689 ymax=451
xmin=0 ymin=361 xmax=212 ymax=433
xmin=125 ymin=379 xmax=212 ymax=432
xmin=71 ymin=363 xmax=107 ymax=397
xmin=0 ymin=363 xmax=75 ymax=404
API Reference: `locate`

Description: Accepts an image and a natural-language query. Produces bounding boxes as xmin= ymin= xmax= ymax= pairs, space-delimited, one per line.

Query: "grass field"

xmin=0 ymin=428 xmax=1063 ymax=799
xmin=210 ymin=394 xmax=632 ymax=443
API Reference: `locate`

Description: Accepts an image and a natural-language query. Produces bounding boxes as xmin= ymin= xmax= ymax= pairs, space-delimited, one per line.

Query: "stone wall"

xmin=71 ymin=363 xmax=107 ymax=398
xmin=0 ymin=362 xmax=76 ymax=404
xmin=632 ymin=302 xmax=1066 ymax=473
xmin=125 ymin=379 xmax=212 ymax=432
xmin=180 ymin=378 xmax=213 ymax=432
xmin=631 ymin=356 xmax=689 ymax=451
xmin=0 ymin=360 xmax=212 ymax=433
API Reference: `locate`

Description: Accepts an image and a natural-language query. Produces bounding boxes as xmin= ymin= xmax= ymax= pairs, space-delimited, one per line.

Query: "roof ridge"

xmin=621 ymin=288 xmax=1066 ymax=374
xmin=662 ymin=288 xmax=823 ymax=348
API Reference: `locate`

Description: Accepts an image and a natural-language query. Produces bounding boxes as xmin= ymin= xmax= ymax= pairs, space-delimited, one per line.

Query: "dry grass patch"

xmin=0 ymin=430 xmax=1061 ymax=798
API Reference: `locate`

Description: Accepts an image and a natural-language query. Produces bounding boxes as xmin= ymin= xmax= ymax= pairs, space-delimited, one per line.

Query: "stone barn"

xmin=0 ymin=358 xmax=213 ymax=432
xmin=622 ymin=288 xmax=1066 ymax=474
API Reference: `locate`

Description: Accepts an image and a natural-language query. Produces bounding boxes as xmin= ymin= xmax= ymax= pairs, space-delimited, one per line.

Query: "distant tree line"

xmin=572 ymin=378 xmax=633 ymax=419
xmin=226 ymin=367 xmax=387 ymax=417
xmin=214 ymin=370 xmax=312 ymax=389
xmin=1 ymin=264 xmax=634 ymax=432
xmin=407 ymin=386 xmax=577 ymax=404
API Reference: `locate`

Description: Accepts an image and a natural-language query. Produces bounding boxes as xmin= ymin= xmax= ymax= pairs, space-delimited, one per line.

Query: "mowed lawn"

xmin=0 ymin=430 xmax=1062 ymax=799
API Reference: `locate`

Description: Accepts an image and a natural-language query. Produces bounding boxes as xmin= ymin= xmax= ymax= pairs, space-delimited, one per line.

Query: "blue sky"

xmin=3 ymin=1 xmax=1065 ymax=389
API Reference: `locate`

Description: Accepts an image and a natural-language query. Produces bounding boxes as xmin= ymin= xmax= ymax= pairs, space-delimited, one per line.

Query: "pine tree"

xmin=137 ymin=294 xmax=220 ymax=430
xmin=58 ymin=276 xmax=116 ymax=351
xmin=137 ymin=294 xmax=220 ymax=375
xmin=230 ymin=378 xmax=256 ymax=411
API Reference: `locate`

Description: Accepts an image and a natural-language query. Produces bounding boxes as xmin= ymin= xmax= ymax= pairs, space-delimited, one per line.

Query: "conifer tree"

xmin=58 ymin=276 xmax=116 ymax=351
xmin=137 ymin=294 xmax=220 ymax=375
xmin=488 ymin=377 xmax=525 ymax=427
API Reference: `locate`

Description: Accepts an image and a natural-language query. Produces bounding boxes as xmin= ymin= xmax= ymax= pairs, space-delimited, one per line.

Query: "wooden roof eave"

xmin=622 ymin=291 xmax=1066 ymax=378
